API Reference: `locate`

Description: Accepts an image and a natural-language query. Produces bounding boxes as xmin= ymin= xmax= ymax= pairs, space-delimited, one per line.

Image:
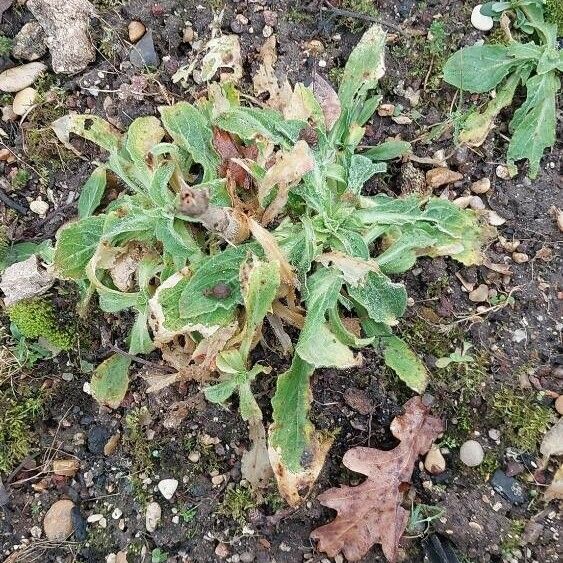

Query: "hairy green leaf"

xmin=78 ymin=167 xmax=107 ymax=219
xmin=338 ymin=24 xmax=386 ymax=107
xmin=159 ymin=102 xmax=219 ymax=181
xmin=363 ymin=140 xmax=411 ymax=161
xmin=90 ymin=353 xmax=131 ymax=409
xmin=52 ymin=114 xmax=122 ymax=153
xmin=382 ymin=336 xmax=428 ymax=393
xmin=270 ymin=355 xmax=316 ymax=472
xmin=53 ymin=216 xmax=105 ymax=280
xmin=507 ymin=71 xmax=559 ymax=178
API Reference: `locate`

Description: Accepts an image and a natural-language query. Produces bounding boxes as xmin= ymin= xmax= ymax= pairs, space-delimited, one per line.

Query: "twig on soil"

xmin=322 ymin=0 xmax=408 ymax=36
xmin=0 ymin=181 xmax=28 ymax=215
xmin=109 ymin=344 xmax=177 ymax=373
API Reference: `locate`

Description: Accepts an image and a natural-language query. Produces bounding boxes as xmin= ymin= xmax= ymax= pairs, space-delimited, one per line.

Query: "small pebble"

xmin=471 ymin=4 xmax=494 ymax=31
xmin=12 ymin=87 xmax=36 ymax=116
xmin=487 ymin=210 xmax=506 ymax=226
xmin=128 ymin=21 xmax=146 ymax=43
xmin=512 ymin=252 xmax=529 ymax=264
xmin=112 ymin=508 xmax=122 ymax=520
xmin=188 ymin=451 xmax=201 ymax=463
xmin=215 ymin=543 xmax=230 ymax=559
xmin=424 ymin=444 xmax=446 ymax=475
xmin=145 ymin=501 xmax=161 ymax=532
xmin=378 ymin=103 xmax=395 ymax=117
xmin=29 ymin=199 xmax=49 ymax=216
xmin=495 ymin=164 xmax=512 ymax=180
xmin=554 ymin=395 xmax=563 ymax=415
xmin=488 ymin=429 xmax=501 ymax=441
xmin=43 ymin=500 xmax=74 ymax=541
xmin=157 ymin=478 xmax=179 ymax=500
xmin=469 ymin=284 xmax=489 ymax=303
xmin=469 ymin=196 xmax=485 ymax=210
xmin=471 ymin=177 xmax=491 ymax=194
xmin=459 ymin=440 xmax=484 ymax=467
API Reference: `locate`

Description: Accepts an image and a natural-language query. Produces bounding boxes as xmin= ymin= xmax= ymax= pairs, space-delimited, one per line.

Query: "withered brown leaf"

xmin=310 ymin=396 xmax=443 ymax=562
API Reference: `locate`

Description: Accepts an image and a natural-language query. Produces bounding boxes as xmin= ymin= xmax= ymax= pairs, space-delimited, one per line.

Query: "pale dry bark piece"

xmin=0 ymin=255 xmax=54 ymax=306
xmin=310 ymin=397 xmax=443 ymax=562
xmin=27 ymin=0 xmax=96 ymax=74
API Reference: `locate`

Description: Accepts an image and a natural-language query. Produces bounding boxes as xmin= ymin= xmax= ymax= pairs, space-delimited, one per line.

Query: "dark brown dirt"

xmin=1 ymin=1 xmax=561 ymax=562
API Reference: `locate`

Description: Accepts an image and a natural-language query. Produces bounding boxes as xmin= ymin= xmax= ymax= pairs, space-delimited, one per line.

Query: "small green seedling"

xmin=435 ymin=342 xmax=475 ymax=368
xmin=444 ymin=0 xmax=561 ymax=178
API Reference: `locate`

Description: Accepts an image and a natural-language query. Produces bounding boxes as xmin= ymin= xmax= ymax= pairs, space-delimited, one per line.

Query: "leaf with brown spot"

xmin=311 ymin=73 xmax=341 ymax=131
xmin=310 ymin=397 xmax=443 ymax=562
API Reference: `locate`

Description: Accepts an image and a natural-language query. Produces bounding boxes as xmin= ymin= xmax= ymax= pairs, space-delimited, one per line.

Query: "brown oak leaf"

xmin=310 ymin=396 xmax=443 ymax=562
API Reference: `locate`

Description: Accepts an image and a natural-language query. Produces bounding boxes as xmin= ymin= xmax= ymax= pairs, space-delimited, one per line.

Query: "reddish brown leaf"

xmin=310 ymin=396 xmax=443 ymax=562
xmin=212 ymin=127 xmax=257 ymax=188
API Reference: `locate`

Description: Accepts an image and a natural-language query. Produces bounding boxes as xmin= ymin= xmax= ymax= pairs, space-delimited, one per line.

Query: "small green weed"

xmin=217 ymin=485 xmax=256 ymax=526
xmin=287 ymin=7 xmax=313 ymax=24
xmin=407 ymin=503 xmax=444 ymax=536
xmin=0 ymin=34 xmax=12 ymax=56
xmin=492 ymin=388 xmax=552 ymax=452
xmin=0 ymin=385 xmax=45 ymax=472
xmin=340 ymin=0 xmax=379 ymax=32
xmin=444 ymin=1 xmax=561 ymax=178
xmin=151 ymin=548 xmax=169 ymax=563
xmin=10 ymin=169 xmax=30 ymax=190
xmin=124 ymin=406 xmax=153 ymax=472
xmin=501 ymin=518 xmax=525 ymax=557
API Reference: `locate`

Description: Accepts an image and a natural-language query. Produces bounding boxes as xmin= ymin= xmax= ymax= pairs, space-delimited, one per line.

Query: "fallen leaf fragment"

xmin=310 ymin=396 xmax=443 ymax=562
xmin=241 ymin=418 xmax=273 ymax=491
xmin=0 ymin=255 xmax=54 ymax=306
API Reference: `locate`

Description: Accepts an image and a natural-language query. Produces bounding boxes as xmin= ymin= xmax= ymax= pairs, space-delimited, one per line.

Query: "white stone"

xmin=29 ymin=199 xmax=49 ymax=216
xmin=157 ymin=478 xmax=178 ymax=500
xmin=12 ymin=87 xmax=37 ymax=116
xmin=87 ymin=513 xmax=104 ymax=523
xmin=471 ymin=5 xmax=494 ymax=31
xmin=459 ymin=440 xmax=484 ymax=467
xmin=145 ymin=501 xmax=161 ymax=532
xmin=112 ymin=507 xmax=123 ymax=519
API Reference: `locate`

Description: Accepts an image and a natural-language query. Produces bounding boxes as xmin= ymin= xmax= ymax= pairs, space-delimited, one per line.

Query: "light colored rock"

xmin=87 ymin=513 xmax=104 ymax=523
xmin=215 ymin=543 xmax=230 ymax=559
xmin=378 ymin=103 xmax=395 ymax=117
xmin=555 ymin=395 xmax=563 ymax=416
xmin=0 ymin=62 xmax=47 ymax=93
xmin=52 ymin=458 xmax=79 ymax=477
xmin=112 ymin=507 xmax=123 ymax=520
xmin=468 ymin=284 xmax=489 ymax=303
xmin=2 ymin=105 xmax=18 ymax=122
xmin=128 ymin=20 xmax=146 ymax=43
xmin=157 ymin=478 xmax=178 ymax=500
xmin=469 ymin=196 xmax=485 ymax=210
xmin=459 ymin=440 xmax=484 ymax=467
xmin=12 ymin=21 xmax=47 ymax=61
xmin=43 ymin=499 xmax=74 ymax=541
xmin=12 ymin=87 xmax=37 ymax=115
xmin=145 ymin=501 xmax=161 ymax=532
xmin=29 ymin=199 xmax=49 ymax=216
xmin=0 ymin=254 xmax=54 ymax=306
xmin=211 ymin=474 xmax=224 ymax=486
xmin=487 ymin=210 xmax=506 ymax=226
xmin=27 ymin=0 xmax=96 ymax=74
xmin=453 ymin=196 xmax=472 ymax=209
xmin=30 ymin=525 xmax=42 ymax=538
xmin=188 ymin=451 xmax=201 ymax=463
xmin=471 ymin=5 xmax=494 ymax=31
xmin=471 ymin=177 xmax=491 ymax=194
xmin=495 ymin=164 xmax=512 ymax=180
xmin=424 ymin=444 xmax=446 ymax=475
xmin=512 ymin=252 xmax=529 ymax=264
xmin=426 ymin=167 xmax=463 ymax=189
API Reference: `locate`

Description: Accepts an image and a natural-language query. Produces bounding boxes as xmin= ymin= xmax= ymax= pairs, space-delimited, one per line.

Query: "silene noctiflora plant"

xmin=444 ymin=0 xmax=561 ymax=178
xmin=50 ymin=25 xmax=488 ymax=504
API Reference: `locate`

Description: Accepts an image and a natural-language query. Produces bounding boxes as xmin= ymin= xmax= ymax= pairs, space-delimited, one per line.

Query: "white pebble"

xmin=145 ymin=501 xmax=161 ymax=532
xmin=29 ymin=199 xmax=49 ymax=216
xmin=471 ymin=5 xmax=494 ymax=31
xmin=157 ymin=478 xmax=178 ymax=500
xmin=459 ymin=440 xmax=484 ymax=467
